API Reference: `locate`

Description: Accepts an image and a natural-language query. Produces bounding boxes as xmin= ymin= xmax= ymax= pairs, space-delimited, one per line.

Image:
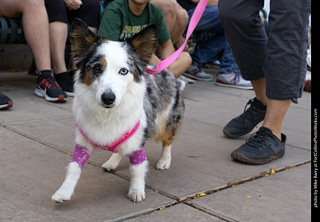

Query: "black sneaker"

xmin=223 ymin=98 xmax=266 ymax=138
xmin=231 ymin=127 xmax=286 ymax=165
xmin=54 ymin=71 xmax=75 ymax=97
xmin=34 ymin=70 xmax=67 ymax=102
xmin=0 ymin=91 xmax=13 ymax=110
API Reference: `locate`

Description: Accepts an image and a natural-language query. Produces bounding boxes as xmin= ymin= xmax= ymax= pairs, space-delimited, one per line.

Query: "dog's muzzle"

xmin=101 ymin=91 xmax=116 ymax=108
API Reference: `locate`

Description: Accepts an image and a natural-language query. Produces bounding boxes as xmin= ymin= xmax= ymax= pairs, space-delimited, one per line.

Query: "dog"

xmin=51 ymin=19 xmax=184 ymax=203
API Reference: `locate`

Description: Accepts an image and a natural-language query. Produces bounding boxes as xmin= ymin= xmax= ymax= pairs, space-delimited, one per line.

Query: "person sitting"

xmin=97 ymin=0 xmax=192 ymax=78
xmin=0 ymin=0 xmax=67 ymax=110
xmin=178 ymin=0 xmax=252 ymax=89
xmin=44 ymin=0 xmax=101 ymax=96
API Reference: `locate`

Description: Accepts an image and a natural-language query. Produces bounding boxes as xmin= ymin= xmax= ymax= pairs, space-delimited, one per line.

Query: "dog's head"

xmin=70 ymin=18 xmax=157 ymax=108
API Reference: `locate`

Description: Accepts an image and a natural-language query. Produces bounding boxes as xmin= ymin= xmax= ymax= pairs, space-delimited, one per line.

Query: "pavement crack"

xmin=180 ymin=160 xmax=311 ymax=203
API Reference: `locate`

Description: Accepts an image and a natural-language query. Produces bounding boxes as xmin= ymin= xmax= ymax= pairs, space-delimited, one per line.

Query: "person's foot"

xmin=0 ymin=92 xmax=13 ymax=110
xmin=231 ymin=127 xmax=286 ymax=164
xmin=55 ymin=71 xmax=75 ymax=97
xmin=184 ymin=64 xmax=213 ymax=82
xmin=216 ymin=71 xmax=253 ymax=89
xmin=35 ymin=70 xmax=67 ymax=102
xmin=223 ymin=98 xmax=266 ymax=138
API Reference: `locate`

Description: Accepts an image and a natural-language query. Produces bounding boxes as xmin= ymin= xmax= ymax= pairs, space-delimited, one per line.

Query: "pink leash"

xmin=145 ymin=0 xmax=208 ymax=75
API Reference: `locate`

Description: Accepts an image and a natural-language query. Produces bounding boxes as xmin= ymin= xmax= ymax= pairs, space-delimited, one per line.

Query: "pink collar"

xmin=76 ymin=121 xmax=141 ymax=153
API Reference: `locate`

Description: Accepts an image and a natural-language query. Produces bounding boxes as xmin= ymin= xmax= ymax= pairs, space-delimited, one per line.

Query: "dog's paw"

xmin=127 ymin=188 xmax=145 ymax=202
xmin=51 ymin=188 xmax=73 ymax=203
xmin=102 ymin=159 xmax=118 ymax=171
xmin=102 ymin=154 xmax=121 ymax=171
xmin=156 ymin=159 xmax=171 ymax=170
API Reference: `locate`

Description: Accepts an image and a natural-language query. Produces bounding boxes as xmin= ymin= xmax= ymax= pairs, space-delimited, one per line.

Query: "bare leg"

xmin=151 ymin=0 xmax=188 ymax=47
xmin=0 ymin=0 xmax=51 ymax=71
xmin=251 ymin=77 xmax=268 ymax=106
xmin=263 ymin=99 xmax=291 ymax=140
xmin=167 ymin=52 xmax=192 ymax=78
xmin=49 ymin=22 xmax=68 ymax=74
xmin=251 ymin=77 xmax=291 ymax=140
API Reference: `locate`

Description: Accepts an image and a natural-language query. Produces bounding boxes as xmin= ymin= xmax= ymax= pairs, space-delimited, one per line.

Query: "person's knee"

xmin=219 ymin=1 xmax=256 ymax=27
xmin=24 ymin=0 xmax=46 ymax=10
xmin=175 ymin=5 xmax=188 ymax=27
xmin=152 ymin=0 xmax=176 ymax=18
xmin=182 ymin=52 xmax=192 ymax=67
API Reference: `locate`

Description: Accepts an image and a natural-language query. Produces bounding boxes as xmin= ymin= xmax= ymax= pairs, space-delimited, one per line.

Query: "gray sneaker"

xmin=184 ymin=64 xmax=213 ymax=82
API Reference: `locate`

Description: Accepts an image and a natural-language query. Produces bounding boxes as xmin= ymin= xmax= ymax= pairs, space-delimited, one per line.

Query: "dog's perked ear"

xmin=70 ymin=18 xmax=101 ymax=58
xmin=126 ymin=25 xmax=158 ymax=64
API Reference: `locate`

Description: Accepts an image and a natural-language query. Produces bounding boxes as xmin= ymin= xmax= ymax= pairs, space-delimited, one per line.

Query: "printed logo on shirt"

xmin=119 ymin=24 xmax=149 ymax=40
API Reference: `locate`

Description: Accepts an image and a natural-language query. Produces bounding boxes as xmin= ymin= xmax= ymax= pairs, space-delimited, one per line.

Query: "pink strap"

xmin=76 ymin=121 xmax=140 ymax=153
xmin=145 ymin=0 xmax=208 ymax=74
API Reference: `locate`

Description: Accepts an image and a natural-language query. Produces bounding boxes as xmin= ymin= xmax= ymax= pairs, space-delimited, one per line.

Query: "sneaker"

xmin=35 ymin=70 xmax=67 ymax=102
xmin=0 ymin=92 xmax=13 ymax=110
xmin=231 ymin=127 xmax=286 ymax=164
xmin=223 ymin=98 xmax=266 ymax=138
xmin=184 ymin=64 xmax=213 ymax=82
xmin=179 ymin=75 xmax=196 ymax=84
xmin=216 ymin=71 xmax=253 ymax=89
xmin=54 ymin=72 xmax=75 ymax=97
xmin=176 ymin=79 xmax=186 ymax=91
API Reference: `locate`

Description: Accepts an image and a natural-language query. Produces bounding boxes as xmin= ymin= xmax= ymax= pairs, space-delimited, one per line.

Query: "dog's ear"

xmin=70 ymin=18 xmax=100 ymax=58
xmin=126 ymin=25 xmax=158 ymax=64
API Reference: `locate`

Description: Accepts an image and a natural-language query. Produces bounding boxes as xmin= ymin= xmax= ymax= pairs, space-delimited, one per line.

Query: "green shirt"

xmin=98 ymin=0 xmax=170 ymax=44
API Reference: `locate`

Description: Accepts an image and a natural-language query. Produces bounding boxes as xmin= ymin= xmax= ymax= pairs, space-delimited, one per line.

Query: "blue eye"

xmin=119 ymin=68 xmax=129 ymax=75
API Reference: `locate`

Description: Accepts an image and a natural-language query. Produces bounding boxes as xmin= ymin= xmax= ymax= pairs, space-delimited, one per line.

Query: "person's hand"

xmin=64 ymin=0 xmax=82 ymax=10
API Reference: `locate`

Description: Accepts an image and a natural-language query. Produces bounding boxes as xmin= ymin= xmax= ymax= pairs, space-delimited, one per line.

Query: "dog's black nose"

xmin=101 ymin=92 xmax=116 ymax=106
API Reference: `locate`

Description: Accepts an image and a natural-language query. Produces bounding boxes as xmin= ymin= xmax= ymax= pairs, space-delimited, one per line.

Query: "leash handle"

xmin=145 ymin=0 xmax=208 ymax=75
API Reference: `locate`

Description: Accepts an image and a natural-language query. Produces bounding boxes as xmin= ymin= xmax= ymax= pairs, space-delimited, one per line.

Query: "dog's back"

xmin=143 ymin=69 xmax=184 ymax=147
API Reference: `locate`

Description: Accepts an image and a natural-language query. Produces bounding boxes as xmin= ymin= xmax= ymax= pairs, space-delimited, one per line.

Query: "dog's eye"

xmin=119 ymin=68 xmax=129 ymax=76
xmin=92 ymin=64 xmax=103 ymax=76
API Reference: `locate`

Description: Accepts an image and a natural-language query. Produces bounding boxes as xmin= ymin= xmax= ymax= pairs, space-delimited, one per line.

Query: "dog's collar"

xmin=76 ymin=121 xmax=141 ymax=153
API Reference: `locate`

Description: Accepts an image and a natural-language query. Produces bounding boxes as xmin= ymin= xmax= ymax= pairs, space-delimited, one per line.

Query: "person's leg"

xmin=184 ymin=6 xmax=224 ymax=82
xmin=219 ymin=0 xmax=266 ymax=82
xmin=0 ymin=0 xmax=67 ymax=102
xmin=216 ymin=41 xmax=252 ymax=89
xmin=262 ymin=0 xmax=311 ymax=140
xmin=0 ymin=0 xmax=51 ymax=71
xmin=150 ymin=0 xmax=188 ymax=48
xmin=167 ymin=52 xmax=192 ymax=78
xmin=45 ymin=0 xmax=74 ymax=96
xmin=221 ymin=0 xmax=311 ymax=164
xmin=219 ymin=0 xmax=267 ymax=137
xmin=49 ymin=22 xmax=68 ymax=74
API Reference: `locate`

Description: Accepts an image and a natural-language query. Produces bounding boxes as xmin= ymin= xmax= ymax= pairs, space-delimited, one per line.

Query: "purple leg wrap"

xmin=71 ymin=144 xmax=91 ymax=168
xmin=129 ymin=146 xmax=147 ymax=165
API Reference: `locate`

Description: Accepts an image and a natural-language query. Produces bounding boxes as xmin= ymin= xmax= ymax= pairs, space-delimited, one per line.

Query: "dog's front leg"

xmin=52 ymin=144 xmax=92 ymax=203
xmin=127 ymin=147 xmax=148 ymax=202
xmin=102 ymin=153 xmax=123 ymax=171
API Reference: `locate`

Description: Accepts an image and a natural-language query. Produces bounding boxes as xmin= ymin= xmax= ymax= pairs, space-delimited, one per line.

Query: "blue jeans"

xmin=188 ymin=6 xmax=237 ymax=73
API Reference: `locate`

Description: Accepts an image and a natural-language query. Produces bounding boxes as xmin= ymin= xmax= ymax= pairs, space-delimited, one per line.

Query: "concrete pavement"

xmin=0 ymin=71 xmax=311 ymax=221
